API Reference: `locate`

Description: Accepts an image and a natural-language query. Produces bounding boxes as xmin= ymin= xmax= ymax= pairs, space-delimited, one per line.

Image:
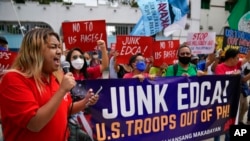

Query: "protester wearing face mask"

xmin=163 ymin=43 xmax=197 ymax=76
xmin=66 ymin=43 xmax=108 ymax=80
xmin=65 ymin=40 xmax=108 ymax=140
xmin=123 ymin=53 xmax=155 ymax=81
xmin=83 ymin=52 xmax=91 ymax=67
xmin=90 ymin=51 xmax=102 ymax=67
xmin=66 ymin=48 xmax=89 ymax=80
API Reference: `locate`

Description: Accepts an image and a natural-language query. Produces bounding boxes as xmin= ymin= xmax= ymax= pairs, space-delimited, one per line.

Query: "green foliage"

xmin=130 ymin=1 xmax=138 ymax=8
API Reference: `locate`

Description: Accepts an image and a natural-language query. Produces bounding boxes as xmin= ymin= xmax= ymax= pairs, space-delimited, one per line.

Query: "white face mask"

xmin=86 ymin=60 xmax=91 ymax=66
xmin=71 ymin=58 xmax=84 ymax=70
xmin=93 ymin=55 xmax=99 ymax=59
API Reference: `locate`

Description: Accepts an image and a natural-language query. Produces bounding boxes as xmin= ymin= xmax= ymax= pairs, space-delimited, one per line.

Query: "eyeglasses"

xmin=179 ymin=52 xmax=191 ymax=56
xmin=72 ymin=55 xmax=84 ymax=60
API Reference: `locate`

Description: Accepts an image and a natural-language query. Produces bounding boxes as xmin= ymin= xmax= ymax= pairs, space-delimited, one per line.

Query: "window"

xmin=0 ymin=24 xmax=4 ymax=32
xmin=7 ymin=25 xmax=22 ymax=34
xmin=1 ymin=22 xmax=52 ymax=34
xmin=201 ymin=0 xmax=210 ymax=9
xmin=106 ymin=24 xmax=135 ymax=35
xmin=225 ymin=0 xmax=237 ymax=12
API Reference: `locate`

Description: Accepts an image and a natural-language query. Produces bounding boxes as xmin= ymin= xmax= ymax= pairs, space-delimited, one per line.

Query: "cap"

xmin=191 ymin=55 xmax=199 ymax=61
xmin=0 ymin=36 xmax=8 ymax=44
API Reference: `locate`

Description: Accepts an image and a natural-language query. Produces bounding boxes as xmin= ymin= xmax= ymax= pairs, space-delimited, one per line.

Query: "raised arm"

xmin=98 ymin=40 xmax=109 ymax=72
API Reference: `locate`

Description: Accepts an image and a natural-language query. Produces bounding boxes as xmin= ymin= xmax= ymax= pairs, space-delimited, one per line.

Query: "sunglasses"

xmin=72 ymin=55 xmax=84 ymax=60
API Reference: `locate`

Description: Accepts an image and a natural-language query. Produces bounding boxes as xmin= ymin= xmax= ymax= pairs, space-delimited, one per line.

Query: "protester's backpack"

xmin=173 ymin=64 xmax=197 ymax=76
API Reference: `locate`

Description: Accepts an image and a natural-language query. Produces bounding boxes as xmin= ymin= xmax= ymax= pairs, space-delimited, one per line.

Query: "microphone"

xmin=61 ymin=61 xmax=70 ymax=74
xmin=61 ymin=61 xmax=78 ymax=101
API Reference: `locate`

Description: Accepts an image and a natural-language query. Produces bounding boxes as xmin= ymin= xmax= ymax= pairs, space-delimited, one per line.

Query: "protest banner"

xmin=62 ymin=20 xmax=107 ymax=52
xmin=75 ymin=75 xmax=241 ymax=141
xmin=152 ymin=40 xmax=179 ymax=67
xmin=223 ymin=27 xmax=250 ymax=54
xmin=0 ymin=50 xmax=17 ymax=76
xmin=186 ymin=32 xmax=216 ymax=55
xmin=131 ymin=0 xmax=189 ymax=36
xmin=115 ymin=35 xmax=153 ymax=64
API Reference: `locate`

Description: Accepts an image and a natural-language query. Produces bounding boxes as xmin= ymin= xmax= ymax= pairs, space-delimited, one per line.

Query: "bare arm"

xmin=70 ymin=89 xmax=99 ymax=115
xmin=211 ymin=58 xmax=220 ymax=73
xmin=145 ymin=56 xmax=154 ymax=73
xmin=98 ymin=40 xmax=109 ymax=72
xmin=112 ymin=51 xmax=120 ymax=73
xmin=205 ymin=53 xmax=215 ymax=70
xmin=114 ymin=62 xmax=120 ymax=73
xmin=27 ymin=72 xmax=75 ymax=132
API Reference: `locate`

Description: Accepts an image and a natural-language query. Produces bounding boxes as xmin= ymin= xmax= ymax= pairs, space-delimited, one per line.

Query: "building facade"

xmin=0 ymin=0 xmax=230 ymax=50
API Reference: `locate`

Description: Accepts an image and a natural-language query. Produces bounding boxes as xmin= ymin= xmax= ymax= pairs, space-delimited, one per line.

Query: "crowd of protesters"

xmin=107 ymin=42 xmax=250 ymax=141
xmin=1 ymin=29 xmax=250 ymax=141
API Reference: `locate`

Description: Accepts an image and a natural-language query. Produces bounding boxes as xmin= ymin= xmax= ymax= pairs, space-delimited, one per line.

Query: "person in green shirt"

xmin=163 ymin=43 xmax=197 ymax=77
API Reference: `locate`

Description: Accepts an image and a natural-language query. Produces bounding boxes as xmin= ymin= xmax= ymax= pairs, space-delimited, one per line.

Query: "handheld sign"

xmin=115 ymin=35 xmax=153 ymax=64
xmin=223 ymin=27 xmax=250 ymax=54
xmin=153 ymin=40 xmax=179 ymax=67
xmin=0 ymin=50 xmax=17 ymax=76
xmin=186 ymin=32 xmax=216 ymax=55
xmin=62 ymin=20 xmax=107 ymax=52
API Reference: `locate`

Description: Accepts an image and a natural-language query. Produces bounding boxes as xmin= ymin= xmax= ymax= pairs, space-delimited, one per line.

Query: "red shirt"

xmin=73 ymin=66 xmax=102 ymax=80
xmin=215 ymin=62 xmax=241 ymax=75
xmin=123 ymin=72 xmax=149 ymax=78
xmin=87 ymin=65 xmax=102 ymax=79
xmin=0 ymin=72 xmax=72 ymax=141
